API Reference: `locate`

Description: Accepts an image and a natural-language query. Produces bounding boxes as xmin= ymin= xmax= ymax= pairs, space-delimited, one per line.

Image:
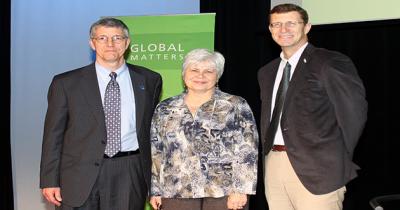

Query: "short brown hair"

xmin=270 ymin=3 xmax=309 ymax=23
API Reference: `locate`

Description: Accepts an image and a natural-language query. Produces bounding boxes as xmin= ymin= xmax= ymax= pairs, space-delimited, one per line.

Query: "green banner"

xmin=117 ymin=14 xmax=215 ymax=100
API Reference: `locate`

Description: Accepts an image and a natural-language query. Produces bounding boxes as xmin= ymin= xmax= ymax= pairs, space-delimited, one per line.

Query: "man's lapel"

xmin=282 ymin=44 xmax=315 ymax=117
xmin=80 ymin=64 xmax=106 ymax=126
xmin=128 ymin=66 xmax=146 ymax=136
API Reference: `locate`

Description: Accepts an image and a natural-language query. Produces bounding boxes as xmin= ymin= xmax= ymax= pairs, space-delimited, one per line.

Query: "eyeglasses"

xmin=269 ymin=21 xmax=304 ymax=29
xmin=92 ymin=35 xmax=127 ymax=44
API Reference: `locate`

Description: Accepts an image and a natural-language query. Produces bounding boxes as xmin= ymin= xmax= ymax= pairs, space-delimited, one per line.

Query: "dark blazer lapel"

xmin=80 ymin=64 xmax=105 ymax=125
xmin=282 ymin=44 xmax=315 ymax=117
xmin=128 ymin=67 xmax=146 ymax=136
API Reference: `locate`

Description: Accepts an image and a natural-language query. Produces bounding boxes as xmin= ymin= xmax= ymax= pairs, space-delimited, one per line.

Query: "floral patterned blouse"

xmin=150 ymin=89 xmax=258 ymax=198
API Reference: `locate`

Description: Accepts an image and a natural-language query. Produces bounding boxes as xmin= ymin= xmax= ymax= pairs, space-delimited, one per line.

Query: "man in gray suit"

xmin=258 ymin=4 xmax=367 ymax=210
xmin=40 ymin=17 xmax=162 ymax=210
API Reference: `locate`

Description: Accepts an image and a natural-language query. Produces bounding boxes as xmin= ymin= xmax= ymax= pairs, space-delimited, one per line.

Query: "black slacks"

xmin=57 ymin=153 xmax=147 ymax=210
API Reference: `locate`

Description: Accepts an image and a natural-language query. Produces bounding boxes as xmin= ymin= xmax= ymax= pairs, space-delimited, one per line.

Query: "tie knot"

xmin=283 ymin=61 xmax=291 ymax=78
xmin=109 ymin=72 xmax=117 ymax=81
xmin=285 ymin=61 xmax=291 ymax=70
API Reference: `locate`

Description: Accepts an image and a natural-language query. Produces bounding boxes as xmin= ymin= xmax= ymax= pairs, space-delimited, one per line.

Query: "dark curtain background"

xmin=200 ymin=1 xmax=272 ymax=209
xmin=309 ymin=20 xmax=400 ymax=210
xmin=2 ymin=0 xmax=13 ymax=209
xmin=201 ymin=0 xmax=400 ymax=210
xmin=3 ymin=0 xmax=400 ymax=209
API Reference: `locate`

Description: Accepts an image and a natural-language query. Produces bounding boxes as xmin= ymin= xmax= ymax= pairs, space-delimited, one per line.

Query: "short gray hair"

xmin=89 ymin=17 xmax=130 ymax=38
xmin=182 ymin=48 xmax=225 ymax=79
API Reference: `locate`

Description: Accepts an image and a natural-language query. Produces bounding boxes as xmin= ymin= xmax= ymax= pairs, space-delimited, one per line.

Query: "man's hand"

xmin=42 ymin=187 xmax=62 ymax=206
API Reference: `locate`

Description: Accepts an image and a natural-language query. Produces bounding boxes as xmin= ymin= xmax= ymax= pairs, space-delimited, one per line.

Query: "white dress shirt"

xmin=271 ymin=42 xmax=308 ymax=145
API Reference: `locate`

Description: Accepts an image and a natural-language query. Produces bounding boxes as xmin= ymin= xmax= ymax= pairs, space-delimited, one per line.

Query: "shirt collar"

xmin=280 ymin=42 xmax=308 ymax=66
xmin=95 ymin=62 xmax=128 ymax=81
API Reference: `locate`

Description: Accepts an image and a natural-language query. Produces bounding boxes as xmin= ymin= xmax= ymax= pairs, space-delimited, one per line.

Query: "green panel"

xmin=158 ymin=69 xmax=185 ymax=101
xmin=145 ymin=202 xmax=151 ymax=210
xmin=127 ymin=32 xmax=213 ymax=69
xmin=117 ymin=13 xmax=215 ymax=34
xmin=116 ymin=14 xmax=215 ymax=101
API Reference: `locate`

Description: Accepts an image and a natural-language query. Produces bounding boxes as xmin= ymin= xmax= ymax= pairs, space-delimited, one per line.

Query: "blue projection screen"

xmin=10 ymin=1 xmax=198 ymax=210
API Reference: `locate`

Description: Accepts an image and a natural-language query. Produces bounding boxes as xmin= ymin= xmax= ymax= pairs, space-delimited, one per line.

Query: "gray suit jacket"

xmin=258 ymin=44 xmax=367 ymax=194
xmin=40 ymin=63 xmax=162 ymax=206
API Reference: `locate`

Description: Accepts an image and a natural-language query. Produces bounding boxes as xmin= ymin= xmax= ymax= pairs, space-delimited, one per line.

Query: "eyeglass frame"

xmin=91 ymin=35 xmax=128 ymax=44
xmin=269 ymin=21 xmax=304 ymax=29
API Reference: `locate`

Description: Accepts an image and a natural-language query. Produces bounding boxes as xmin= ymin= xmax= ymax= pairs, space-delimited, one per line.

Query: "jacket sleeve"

xmin=321 ymin=54 xmax=368 ymax=157
xmin=40 ymin=76 xmax=68 ymax=188
xmin=152 ymin=75 xmax=162 ymax=108
xmin=150 ymin=105 xmax=164 ymax=196
xmin=231 ymin=98 xmax=259 ymax=195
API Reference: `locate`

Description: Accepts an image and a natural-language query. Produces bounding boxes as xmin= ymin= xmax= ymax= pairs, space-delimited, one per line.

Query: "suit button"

xmin=94 ymin=162 xmax=100 ymax=166
xmin=101 ymin=140 xmax=106 ymax=145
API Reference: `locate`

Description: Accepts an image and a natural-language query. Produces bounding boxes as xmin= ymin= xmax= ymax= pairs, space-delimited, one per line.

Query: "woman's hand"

xmin=227 ymin=193 xmax=247 ymax=210
xmin=150 ymin=196 xmax=162 ymax=210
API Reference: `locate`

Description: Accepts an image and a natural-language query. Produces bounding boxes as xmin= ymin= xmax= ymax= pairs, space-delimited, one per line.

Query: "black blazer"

xmin=258 ymin=44 xmax=367 ymax=195
xmin=40 ymin=63 xmax=162 ymax=206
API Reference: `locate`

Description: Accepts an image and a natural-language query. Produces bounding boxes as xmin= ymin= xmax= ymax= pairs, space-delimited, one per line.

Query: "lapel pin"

xmin=303 ymin=58 xmax=307 ymax=63
xmin=139 ymin=85 xmax=145 ymax=90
